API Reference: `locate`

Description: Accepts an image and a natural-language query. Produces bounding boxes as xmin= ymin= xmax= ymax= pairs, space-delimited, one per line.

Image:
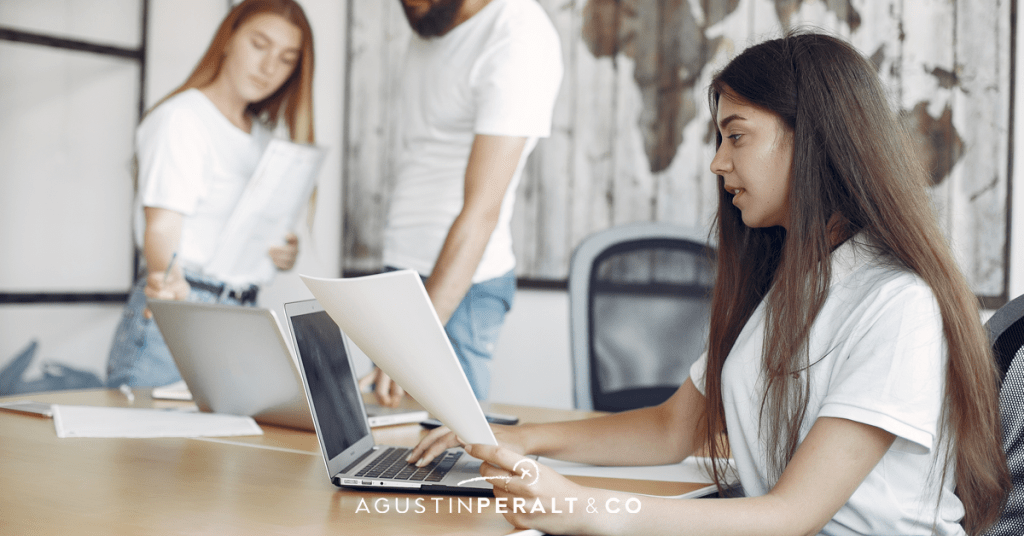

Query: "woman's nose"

xmin=710 ymin=145 xmax=731 ymax=176
xmin=260 ymin=53 xmax=275 ymax=76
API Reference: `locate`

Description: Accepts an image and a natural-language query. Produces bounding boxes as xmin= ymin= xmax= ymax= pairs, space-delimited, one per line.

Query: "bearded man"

xmin=360 ymin=0 xmax=563 ymax=403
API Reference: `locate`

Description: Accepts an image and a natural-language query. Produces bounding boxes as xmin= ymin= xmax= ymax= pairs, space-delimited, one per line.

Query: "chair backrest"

xmin=568 ymin=222 xmax=715 ymax=411
xmin=986 ymin=293 xmax=1024 ymax=535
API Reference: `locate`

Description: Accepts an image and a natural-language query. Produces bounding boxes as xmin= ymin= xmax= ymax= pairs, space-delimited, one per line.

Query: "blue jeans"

xmin=105 ymin=270 xmax=257 ymax=388
xmin=387 ymin=268 xmax=516 ymax=400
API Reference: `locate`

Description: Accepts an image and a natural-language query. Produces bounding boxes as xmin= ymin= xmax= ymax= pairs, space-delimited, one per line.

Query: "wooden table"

xmin=0 ymin=389 xmax=707 ymax=535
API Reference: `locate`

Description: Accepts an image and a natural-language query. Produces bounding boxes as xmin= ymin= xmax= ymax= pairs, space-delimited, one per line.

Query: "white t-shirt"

xmin=382 ymin=0 xmax=563 ymax=282
xmin=134 ymin=88 xmax=273 ymax=285
xmin=690 ymin=236 xmax=965 ymax=535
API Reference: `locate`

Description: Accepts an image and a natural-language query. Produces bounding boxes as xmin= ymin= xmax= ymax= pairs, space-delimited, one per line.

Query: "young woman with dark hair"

xmin=409 ymin=30 xmax=1009 ymax=535
xmin=106 ymin=0 xmax=316 ymax=388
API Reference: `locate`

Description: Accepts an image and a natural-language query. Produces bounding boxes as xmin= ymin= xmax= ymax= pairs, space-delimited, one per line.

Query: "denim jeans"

xmin=386 ymin=267 xmax=516 ymax=400
xmin=105 ymin=270 xmax=257 ymax=388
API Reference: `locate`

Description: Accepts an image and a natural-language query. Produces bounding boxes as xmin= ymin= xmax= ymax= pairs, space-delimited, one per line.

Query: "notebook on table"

xmin=147 ymin=300 xmax=427 ymax=430
xmin=284 ymin=298 xmax=492 ymax=494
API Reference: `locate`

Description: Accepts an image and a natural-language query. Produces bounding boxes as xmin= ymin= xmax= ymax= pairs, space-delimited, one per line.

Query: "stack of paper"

xmin=539 ymin=456 xmax=737 ymax=499
xmin=151 ymin=380 xmax=193 ymax=401
xmin=538 ymin=455 xmax=723 ymax=483
xmin=52 ymin=405 xmax=262 ymax=438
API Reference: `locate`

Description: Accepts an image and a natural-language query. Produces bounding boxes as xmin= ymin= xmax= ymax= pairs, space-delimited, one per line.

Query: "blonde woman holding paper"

xmin=107 ymin=0 xmax=317 ymax=388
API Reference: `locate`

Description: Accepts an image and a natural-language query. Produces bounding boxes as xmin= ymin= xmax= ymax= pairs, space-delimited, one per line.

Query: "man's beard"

xmin=402 ymin=0 xmax=465 ymax=37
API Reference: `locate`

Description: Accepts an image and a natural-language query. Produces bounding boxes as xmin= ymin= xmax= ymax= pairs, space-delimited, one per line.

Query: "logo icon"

xmin=457 ymin=457 xmax=541 ymax=488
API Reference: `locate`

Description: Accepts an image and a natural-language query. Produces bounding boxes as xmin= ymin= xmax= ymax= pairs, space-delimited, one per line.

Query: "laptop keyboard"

xmin=354 ymin=447 xmax=463 ymax=483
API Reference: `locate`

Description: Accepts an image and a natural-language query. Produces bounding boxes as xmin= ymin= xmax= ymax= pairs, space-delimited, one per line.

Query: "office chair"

xmin=569 ymin=222 xmax=715 ymax=412
xmin=986 ymin=293 xmax=1024 ymax=535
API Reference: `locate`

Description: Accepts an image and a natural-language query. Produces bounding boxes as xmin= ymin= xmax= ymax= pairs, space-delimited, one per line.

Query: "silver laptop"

xmin=284 ymin=298 xmax=492 ymax=495
xmin=148 ymin=300 xmax=427 ymax=430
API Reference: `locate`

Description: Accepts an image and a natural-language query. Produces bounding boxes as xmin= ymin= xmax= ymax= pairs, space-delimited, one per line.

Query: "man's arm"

xmin=361 ymin=133 xmax=528 ymax=406
xmin=425 ymin=133 xmax=527 ymax=324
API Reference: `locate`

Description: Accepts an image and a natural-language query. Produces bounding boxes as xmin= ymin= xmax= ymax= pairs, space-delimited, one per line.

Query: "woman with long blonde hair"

xmin=107 ymin=0 xmax=316 ymax=388
xmin=409 ymin=30 xmax=1009 ymax=535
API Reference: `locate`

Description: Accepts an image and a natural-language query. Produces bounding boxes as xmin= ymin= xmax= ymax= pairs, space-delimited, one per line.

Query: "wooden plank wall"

xmin=342 ymin=0 xmax=1012 ymax=302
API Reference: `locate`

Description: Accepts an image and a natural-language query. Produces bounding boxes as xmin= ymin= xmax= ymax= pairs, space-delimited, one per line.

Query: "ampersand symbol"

xmin=586 ymin=498 xmax=598 ymax=514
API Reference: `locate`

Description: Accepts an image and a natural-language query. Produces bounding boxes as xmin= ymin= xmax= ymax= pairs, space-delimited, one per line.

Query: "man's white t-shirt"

xmin=382 ymin=0 xmax=563 ymax=282
xmin=690 ymin=236 xmax=965 ymax=535
xmin=134 ymin=88 xmax=272 ymax=285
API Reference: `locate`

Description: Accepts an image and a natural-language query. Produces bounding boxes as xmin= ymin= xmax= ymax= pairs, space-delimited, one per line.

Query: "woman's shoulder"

xmin=136 ymin=89 xmax=219 ymax=157
xmin=831 ymin=236 xmax=936 ymax=309
xmin=139 ymin=89 xmax=214 ymax=136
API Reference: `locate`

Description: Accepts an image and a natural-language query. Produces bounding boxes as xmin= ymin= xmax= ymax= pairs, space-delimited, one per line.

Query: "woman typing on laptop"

xmin=408 ymin=31 xmax=1009 ymax=535
xmin=106 ymin=0 xmax=316 ymax=388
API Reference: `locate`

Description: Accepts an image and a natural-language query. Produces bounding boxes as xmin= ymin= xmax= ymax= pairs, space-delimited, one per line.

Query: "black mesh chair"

xmin=986 ymin=293 xmax=1024 ymax=535
xmin=568 ymin=222 xmax=715 ymax=412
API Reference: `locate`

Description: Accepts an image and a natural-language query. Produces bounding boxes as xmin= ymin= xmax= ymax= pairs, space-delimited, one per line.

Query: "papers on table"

xmin=0 ymin=400 xmax=54 ymax=417
xmin=539 ymin=455 xmax=721 ymax=484
xmin=540 ymin=455 xmax=741 ymax=502
xmin=538 ymin=456 xmax=736 ymax=498
xmin=299 ymin=270 xmax=497 ymax=446
xmin=151 ymin=379 xmax=193 ymax=401
xmin=204 ymin=139 xmax=326 ymax=285
xmin=52 ymin=405 xmax=262 ymax=438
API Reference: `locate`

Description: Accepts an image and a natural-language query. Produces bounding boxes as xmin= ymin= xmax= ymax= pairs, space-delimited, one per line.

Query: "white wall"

xmin=0 ymin=0 xmax=143 ymax=380
xmin=489 ymin=289 xmax=573 ymax=409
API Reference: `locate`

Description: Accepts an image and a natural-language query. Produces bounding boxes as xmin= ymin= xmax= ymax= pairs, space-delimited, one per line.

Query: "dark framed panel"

xmin=0 ymin=0 xmax=149 ymax=305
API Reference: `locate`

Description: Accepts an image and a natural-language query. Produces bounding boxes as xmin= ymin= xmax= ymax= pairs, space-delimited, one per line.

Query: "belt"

xmin=185 ymin=276 xmax=259 ymax=305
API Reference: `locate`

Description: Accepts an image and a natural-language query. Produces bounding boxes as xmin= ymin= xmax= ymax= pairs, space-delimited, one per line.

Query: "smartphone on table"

xmin=420 ymin=412 xmax=519 ymax=429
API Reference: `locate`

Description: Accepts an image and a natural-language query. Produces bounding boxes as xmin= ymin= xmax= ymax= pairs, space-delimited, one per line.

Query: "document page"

xmin=205 ymin=139 xmax=326 ymax=284
xmin=537 ymin=456 xmax=733 ymax=484
xmin=52 ymin=405 xmax=262 ymax=438
xmin=151 ymin=379 xmax=192 ymax=401
xmin=299 ymin=271 xmax=497 ymax=446
xmin=539 ymin=456 xmax=737 ymax=499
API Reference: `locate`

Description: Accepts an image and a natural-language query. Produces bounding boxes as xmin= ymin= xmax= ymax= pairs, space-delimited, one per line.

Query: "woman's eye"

xmin=280 ymin=54 xmax=298 ymax=66
xmin=728 ymin=133 xmax=742 ymax=142
xmin=252 ymin=38 xmax=268 ymax=50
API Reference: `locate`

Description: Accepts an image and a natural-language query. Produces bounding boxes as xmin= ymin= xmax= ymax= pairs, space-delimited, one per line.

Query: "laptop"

xmin=148 ymin=299 xmax=427 ymax=430
xmin=284 ymin=298 xmax=492 ymax=494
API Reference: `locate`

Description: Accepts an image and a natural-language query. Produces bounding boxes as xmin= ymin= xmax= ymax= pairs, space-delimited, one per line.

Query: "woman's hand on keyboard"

xmin=407 ymin=423 xmax=523 ymax=467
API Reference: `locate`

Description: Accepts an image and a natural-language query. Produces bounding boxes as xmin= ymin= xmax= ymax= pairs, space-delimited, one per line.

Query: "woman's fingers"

xmin=373 ymin=372 xmax=405 ymax=407
xmin=357 ymin=368 xmax=405 ymax=407
xmin=269 ymin=233 xmax=299 ymax=270
xmin=407 ymin=425 xmax=462 ymax=466
xmin=466 ymin=443 xmax=525 ymax=472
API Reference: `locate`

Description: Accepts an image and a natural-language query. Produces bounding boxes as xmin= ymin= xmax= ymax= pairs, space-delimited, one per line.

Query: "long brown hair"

xmin=156 ymin=0 xmax=315 ymax=143
xmin=702 ymin=30 xmax=1009 ymax=533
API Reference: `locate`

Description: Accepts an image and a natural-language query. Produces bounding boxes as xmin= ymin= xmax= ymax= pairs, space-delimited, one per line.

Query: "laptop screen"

xmin=288 ymin=309 xmax=371 ymax=459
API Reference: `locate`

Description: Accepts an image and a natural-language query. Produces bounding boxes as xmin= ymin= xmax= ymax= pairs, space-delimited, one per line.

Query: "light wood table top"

xmin=0 ymin=389 xmax=708 ymax=535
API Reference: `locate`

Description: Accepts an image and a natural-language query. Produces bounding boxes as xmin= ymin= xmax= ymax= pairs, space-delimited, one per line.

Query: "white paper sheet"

xmin=204 ymin=139 xmax=326 ymax=285
xmin=538 ymin=456 xmax=736 ymax=499
xmin=151 ymin=379 xmax=193 ymax=401
xmin=299 ymin=271 xmax=497 ymax=446
xmin=52 ymin=405 xmax=262 ymax=438
xmin=538 ymin=455 xmax=732 ymax=484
